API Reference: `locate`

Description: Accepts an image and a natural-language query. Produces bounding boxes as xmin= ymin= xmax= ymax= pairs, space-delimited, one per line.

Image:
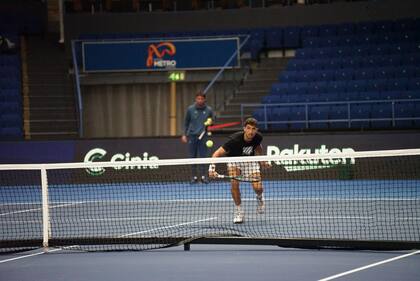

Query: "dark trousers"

xmin=188 ymin=135 xmax=208 ymax=178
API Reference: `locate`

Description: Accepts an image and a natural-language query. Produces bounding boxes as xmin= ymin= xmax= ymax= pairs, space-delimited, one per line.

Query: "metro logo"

xmin=267 ymin=144 xmax=356 ymax=172
xmin=146 ymin=42 xmax=176 ymax=68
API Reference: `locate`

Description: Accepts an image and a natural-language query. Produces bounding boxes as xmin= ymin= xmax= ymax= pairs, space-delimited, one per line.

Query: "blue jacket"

xmin=184 ymin=104 xmax=214 ymax=136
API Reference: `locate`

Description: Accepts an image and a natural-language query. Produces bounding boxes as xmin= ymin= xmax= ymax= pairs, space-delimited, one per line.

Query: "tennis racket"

xmin=198 ymin=121 xmax=241 ymax=140
xmin=214 ymin=174 xmax=261 ymax=182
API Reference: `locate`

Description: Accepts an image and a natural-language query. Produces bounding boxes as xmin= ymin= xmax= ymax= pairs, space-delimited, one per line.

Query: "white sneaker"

xmin=233 ymin=208 xmax=244 ymax=224
xmin=256 ymin=195 xmax=265 ymax=214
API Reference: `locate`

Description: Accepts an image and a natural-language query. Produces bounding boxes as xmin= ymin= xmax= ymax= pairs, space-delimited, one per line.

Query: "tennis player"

xmin=208 ymin=117 xmax=270 ymax=224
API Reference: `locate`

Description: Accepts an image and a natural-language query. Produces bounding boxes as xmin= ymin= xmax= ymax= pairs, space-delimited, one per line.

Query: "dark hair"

xmin=243 ymin=117 xmax=258 ymax=127
xmin=196 ymin=91 xmax=206 ymax=98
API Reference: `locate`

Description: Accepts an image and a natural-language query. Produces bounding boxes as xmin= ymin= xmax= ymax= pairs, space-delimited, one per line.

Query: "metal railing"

xmin=241 ymin=99 xmax=420 ymax=130
xmin=71 ymin=40 xmax=83 ymax=137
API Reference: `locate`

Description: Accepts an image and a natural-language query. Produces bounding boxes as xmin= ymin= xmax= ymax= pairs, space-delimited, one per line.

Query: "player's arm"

xmin=181 ymin=109 xmax=191 ymax=143
xmin=208 ymin=146 xmax=227 ymax=178
xmin=255 ymin=144 xmax=271 ymax=169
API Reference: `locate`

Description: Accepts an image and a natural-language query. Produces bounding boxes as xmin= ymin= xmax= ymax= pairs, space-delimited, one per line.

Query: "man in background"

xmin=182 ymin=91 xmax=214 ymax=183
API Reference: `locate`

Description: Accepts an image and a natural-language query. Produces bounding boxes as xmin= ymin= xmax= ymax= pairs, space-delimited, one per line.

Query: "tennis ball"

xmin=204 ymin=118 xmax=212 ymax=126
xmin=206 ymin=140 xmax=214 ymax=148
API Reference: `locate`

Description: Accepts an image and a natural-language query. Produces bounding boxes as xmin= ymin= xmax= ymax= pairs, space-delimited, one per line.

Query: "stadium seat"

xmin=289 ymin=106 xmax=306 ymax=130
xmin=329 ymin=104 xmax=349 ymax=129
xmin=350 ymin=104 xmax=371 ymax=129
xmin=265 ymin=27 xmax=283 ymax=49
xmin=371 ymin=103 xmax=393 ymax=128
xmin=271 ymin=107 xmax=289 ymax=130
xmin=395 ymin=102 xmax=415 ymax=128
xmin=336 ymin=23 xmax=354 ymax=36
xmin=318 ymin=25 xmax=337 ymax=37
xmin=308 ymin=105 xmax=329 ymax=129
xmin=300 ymin=26 xmax=319 ymax=40
xmin=283 ymin=27 xmax=300 ymax=48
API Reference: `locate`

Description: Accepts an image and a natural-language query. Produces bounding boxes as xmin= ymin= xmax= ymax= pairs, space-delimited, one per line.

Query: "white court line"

xmin=318 ymin=250 xmax=420 ymax=281
xmin=0 ymin=248 xmax=62 ymax=264
xmin=0 ymin=202 xmax=83 ymax=216
xmin=119 ymin=217 xmax=218 ymax=237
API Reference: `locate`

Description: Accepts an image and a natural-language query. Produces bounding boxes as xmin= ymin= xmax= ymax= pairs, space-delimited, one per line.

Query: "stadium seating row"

xmin=295 ymin=43 xmax=420 ymax=59
xmin=287 ymin=54 xmax=420 ymax=71
xmin=302 ymin=31 xmax=420 ymax=48
xmin=280 ymin=66 xmax=420 ymax=83
xmin=271 ymin=78 xmax=420 ymax=95
xmin=253 ymin=102 xmax=420 ymax=130
xmin=263 ymin=91 xmax=420 ymax=104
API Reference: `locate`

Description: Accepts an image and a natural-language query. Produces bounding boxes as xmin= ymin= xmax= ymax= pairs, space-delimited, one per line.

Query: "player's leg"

xmin=228 ymin=164 xmax=244 ymax=223
xmin=247 ymin=162 xmax=264 ymax=214
xmin=251 ymin=173 xmax=265 ymax=214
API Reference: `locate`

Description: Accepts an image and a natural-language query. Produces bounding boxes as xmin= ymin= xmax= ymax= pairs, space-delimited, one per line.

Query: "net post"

xmin=184 ymin=243 xmax=190 ymax=251
xmin=41 ymin=166 xmax=50 ymax=251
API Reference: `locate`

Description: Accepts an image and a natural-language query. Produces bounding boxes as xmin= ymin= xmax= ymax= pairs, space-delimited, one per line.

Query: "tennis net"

xmin=1 ymin=148 xmax=419 ymax=252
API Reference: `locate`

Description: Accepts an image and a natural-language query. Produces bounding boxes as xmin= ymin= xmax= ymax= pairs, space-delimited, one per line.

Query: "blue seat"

xmin=406 ymin=91 xmax=420 ymax=99
xmin=350 ymin=104 xmax=371 ymax=129
xmin=0 ymin=127 xmax=23 ymax=138
xmin=387 ymin=78 xmax=409 ymax=91
xmin=383 ymin=91 xmax=404 ymax=100
xmin=344 ymin=92 xmax=360 ymax=101
xmin=1 ymin=113 xmax=22 ymax=127
xmin=253 ymin=107 xmax=270 ymax=125
xmin=374 ymin=67 xmax=396 ymax=79
xmin=335 ymin=69 xmax=354 ymax=81
xmin=270 ymin=83 xmax=289 ymax=95
xmin=354 ymin=69 xmax=375 ymax=80
xmin=354 ymin=45 xmax=370 ymax=57
xmin=279 ymin=71 xmax=299 ymax=83
xmin=355 ymin=22 xmax=377 ymax=34
xmin=271 ymin=107 xmax=290 ymax=130
xmin=395 ymin=102 xmax=415 ymax=128
xmin=336 ymin=23 xmax=355 ymax=36
xmin=366 ymin=79 xmax=388 ymax=92
xmin=407 ymin=78 xmax=420 ymax=91
xmin=318 ymin=25 xmax=337 ymax=37
xmin=327 ymin=81 xmax=347 ymax=93
xmin=375 ymin=21 xmax=395 ymax=33
xmin=289 ymin=106 xmax=306 ymax=130
xmin=301 ymin=70 xmax=319 ymax=82
xmin=295 ymin=49 xmax=317 ymax=59
xmin=395 ymin=66 xmax=417 ymax=78
xmin=329 ymin=104 xmax=349 ymax=129
xmin=308 ymin=105 xmax=329 ymax=129
xmin=318 ymin=70 xmax=335 ymax=81
xmin=262 ymin=95 xmax=283 ymax=104
xmin=371 ymin=103 xmax=392 ymax=128
xmin=394 ymin=18 xmax=419 ymax=32
xmin=302 ymin=37 xmax=323 ymax=48
xmin=283 ymin=27 xmax=300 ymax=48
xmin=312 ymin=82 xmax=328 ymax=94
xmin=0 ymin=101 xmax=20 ymax=114
xmin=414 ymin=102 xmax=420 ymax=127
xmin=300 ymin=26 xmax=319 ymax=40
xmin=358 ymin=91 xmax=378 ymax=101
xmin=347 ymin=81 xmax=367 ymax=93
xmin=265 ymin=27 xmax=283 ymax=49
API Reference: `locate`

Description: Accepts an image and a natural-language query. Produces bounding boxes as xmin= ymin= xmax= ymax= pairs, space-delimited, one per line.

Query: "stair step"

xmin=29 ymin=96 xmax=75 ymax=107
xmin=29 ymin=132 xmax=79 ymax=140
xmin=29 ymin=108 xmax=76 ymax=119
xmin=28 ymin=119 xmax=78 ymax=132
